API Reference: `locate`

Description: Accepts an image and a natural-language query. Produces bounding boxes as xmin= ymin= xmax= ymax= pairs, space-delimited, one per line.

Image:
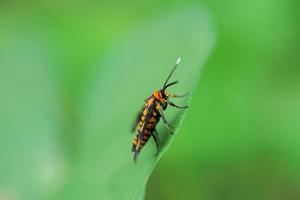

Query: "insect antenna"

xmin=162 ymin=57 xmax=181 ymax=90
xmin=164 ymin=80 xmax=179 ymax=90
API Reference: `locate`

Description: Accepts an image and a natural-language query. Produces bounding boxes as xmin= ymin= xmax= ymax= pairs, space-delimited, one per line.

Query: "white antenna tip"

xmin=176 ymin=57 xmax=181 ymax=64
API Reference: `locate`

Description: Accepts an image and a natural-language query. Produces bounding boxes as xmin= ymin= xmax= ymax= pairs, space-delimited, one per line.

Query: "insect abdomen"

xmin=132 ymin=99 xmax=160 ymax=153
xmin=132 ymin=129 xmax=152 ymax=151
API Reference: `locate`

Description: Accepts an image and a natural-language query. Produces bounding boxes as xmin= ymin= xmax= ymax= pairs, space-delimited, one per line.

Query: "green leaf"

xmin=0 ymin=32 xmax=64 ymax=199
xmin=61 ymin=8 xmax=216 ymax=200
xmin=0 ymin=7 xmax=215 ymax=200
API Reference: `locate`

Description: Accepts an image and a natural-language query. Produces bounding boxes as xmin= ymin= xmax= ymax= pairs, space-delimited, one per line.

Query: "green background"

xmin=0 ymin=0 xmax=299 ymax=200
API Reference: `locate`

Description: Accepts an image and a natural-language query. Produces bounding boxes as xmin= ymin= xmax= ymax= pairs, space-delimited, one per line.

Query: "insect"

xmin=131 ymin=57 xmax=188 ymax=162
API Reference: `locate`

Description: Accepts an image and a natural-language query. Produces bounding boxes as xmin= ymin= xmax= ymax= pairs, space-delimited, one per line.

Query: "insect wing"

xmin=135 ymin=104 xmax=154 ymax=150
xmin=130 ymin=107 xmax=143 ymax=133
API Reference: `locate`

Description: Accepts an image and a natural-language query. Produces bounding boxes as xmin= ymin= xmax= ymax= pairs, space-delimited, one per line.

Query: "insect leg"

xmin=158 ymin=108 xmax=174 ymax=135
xmin=168 ymin=101 xmax=188 ymax=109
xmin=169 ymin=93 xmax=190 ymax=98
xmin=152 ymin=129 xmax=160 ymax=156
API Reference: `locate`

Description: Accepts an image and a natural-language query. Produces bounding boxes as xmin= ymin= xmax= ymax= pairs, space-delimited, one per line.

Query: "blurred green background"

xmin=0 ymin=0 xmax=299 ymax=200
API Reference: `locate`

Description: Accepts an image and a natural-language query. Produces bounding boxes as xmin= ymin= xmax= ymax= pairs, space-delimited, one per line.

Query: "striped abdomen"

xmin=132 ymin=97 xmax=160 ymax=153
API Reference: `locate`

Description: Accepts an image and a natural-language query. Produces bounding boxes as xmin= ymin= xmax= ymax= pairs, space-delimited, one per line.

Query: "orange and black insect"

xmin=131 ymin=58 xmax=188 ymax=162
